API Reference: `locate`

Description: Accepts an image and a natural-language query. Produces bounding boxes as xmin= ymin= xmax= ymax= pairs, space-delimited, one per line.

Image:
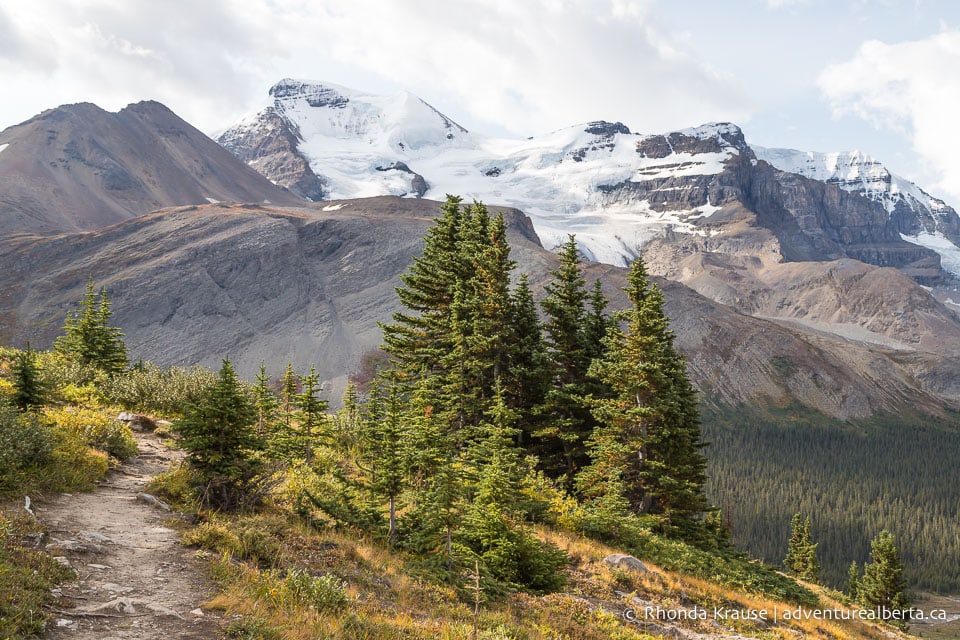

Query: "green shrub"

xmin=0 ymin=404 xmax=55 ymax=491
xmin=182 ymin=522 xmax=242 ymax=556
xmin=457 ymin=501 xmax=568 ymax=594
xmin=44 ymin=406 xmax=139 ymax=461
xmin=224 ymin=616 xmax=281 ymax=640
xmin=257 ymin=569 xmax=348 ymax=612
xmin=36 ymin=351 xmax=103 ymax=391
xmin=234 ymin=517 xmax=285 ymax=567
xmin=47 ymin=439 xmax=110 ymax=491
xmin=147 ymin=466 xmax=197 ymax=511
xmin=98 ymin=362 xmax=217 ymax=417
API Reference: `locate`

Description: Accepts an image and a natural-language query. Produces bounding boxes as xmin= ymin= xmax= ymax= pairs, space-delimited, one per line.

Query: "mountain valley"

xmin=1 ymin=80 xmax=960 ymax=593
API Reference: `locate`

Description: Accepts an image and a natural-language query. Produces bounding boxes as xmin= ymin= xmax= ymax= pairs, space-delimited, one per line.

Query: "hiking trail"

xmin=34 ymin=430 xmax=221 ymax=639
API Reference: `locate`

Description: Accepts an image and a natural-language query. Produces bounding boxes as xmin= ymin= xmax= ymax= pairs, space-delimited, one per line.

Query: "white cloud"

xmin=0 ymin=0 xmax=750 ymax=138
xmin=818 ymin=29 xmax=960 ymax=199
xmin=762 ymin=0 xmax=812 ymax=8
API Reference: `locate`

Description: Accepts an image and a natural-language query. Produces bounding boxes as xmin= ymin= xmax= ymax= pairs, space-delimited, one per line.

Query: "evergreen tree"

xmin=333 ymin=382 xmax=364 ymax=448
xmin=370 ymin=383 xmax=407 ymax=541
xmin=11 ymin=344 xmax=45 ymax=411
xmin=295 ymin=366 xmax=328 ymax=466
xmin=403 ymin=453 xmax=464 ymax=582
xmin=381 ymin=195 xmax=465 ymax=377
xmin=538 ymin=235 xmax=594 ymax=478
xmin=847 ymin=560 xmax=862 ymax=603
xmin=54 ymin=277 xmax=127 ymax=374
xmin=467 ymin=383 xmax=524 ymax=515
xmin=784 ymin=513 xmax=820 ymax=582
xmin=381 ymin=197 xmax=517 ymax=451
xmin=504 ymin=274 xmax=549 ymax=442
xmin=459 ymin=209 xmax=516 ymax=402
xmin=581 ymin=256 xmax=708 ymax=533
xmin=404 ymin=376 xmax=449 ymax=489
xmin=583 ymin=279 xmax=612 ymax=363
xmin=279 ymin=363 xmax=299 ymax=418
xmin=95 ymin=289 xmax=128 ymax=374
xmin=252 ymin=363 xmax=279 ymax=439
xmin=174 ymin=359 xmax=261 ymax=510
xmin=861 ymin=530 xmax=909 ymax=625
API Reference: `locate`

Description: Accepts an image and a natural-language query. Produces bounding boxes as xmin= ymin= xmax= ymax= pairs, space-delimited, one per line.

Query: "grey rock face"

xmin=375 ymin=161 xmax=429 ymax=197
xmin=600 ymin=136 xmax=944 ymax=282
xmin=218 ymin=107 xmax=326 ymax=201
xmin=584 ymin=121 xmax=631 ymax=136
xmin=269 ymin=78 xmax=350 ymax=108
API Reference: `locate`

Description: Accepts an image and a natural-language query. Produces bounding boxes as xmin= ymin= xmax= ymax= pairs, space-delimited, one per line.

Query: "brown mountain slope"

xmin=643 ymin=244 xmax=960 ymax=355
xmin=0 ymin=196 xmax=955 ymax=421
xmin=0 ymin=101 xmax=303 ymax=233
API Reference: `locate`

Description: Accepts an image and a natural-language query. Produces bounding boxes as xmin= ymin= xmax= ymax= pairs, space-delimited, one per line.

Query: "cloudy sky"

xmin=2 ymin=0 xmax=960 ymax=200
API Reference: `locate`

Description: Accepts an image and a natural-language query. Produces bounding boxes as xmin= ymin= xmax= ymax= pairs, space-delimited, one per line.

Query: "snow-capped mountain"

xmin=219 ymin=79 xmax=960 ymax=279
xmin=755 ymin=146 xmax=960 ymax=275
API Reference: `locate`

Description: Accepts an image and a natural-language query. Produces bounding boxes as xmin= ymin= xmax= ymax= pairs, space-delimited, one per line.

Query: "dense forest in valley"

xmin=705 ymin=405 xmax=960 ymax=592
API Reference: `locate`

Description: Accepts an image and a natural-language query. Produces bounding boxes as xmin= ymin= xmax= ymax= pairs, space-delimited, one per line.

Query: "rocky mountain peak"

xmin=754 ymin=145 xmax=960 ymax=254
xmin=0 ymin=99 xmax=302 ymax=233
xmin=269 ymin=78 xmax=351 ymax=109
xmin=584 ymin=121 xmax=631 ymax=136
xmin=637 ymin=122 xmax=750 ymax=158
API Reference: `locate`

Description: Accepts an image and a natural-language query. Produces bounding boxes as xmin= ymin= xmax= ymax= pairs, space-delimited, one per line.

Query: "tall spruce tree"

xmin=295 ymin=366 xmax=328 ymax=466
xmin=174 ymin=358 xmax=261 ymax=510
xmin=370 ymin=383 xmax=407 ymax=541
xmin=381 ymin=195 xmax=465 ymax=377
xmin=784 ymin=513 xmax=820 ymax=581
xmin=580 ymin=256 xmax=708 ymax=533
xmin=252 ymin=363 xmax=279 ymax=439
xmin=11 ymin=344 xmax=45 ymax=411
xmin=381 ymin=197 xmax=517 ymax=451
xmin=583 ymin=279 xmax=612 ymax=363
xmin=54 ymin=277 xmax=127 ymax=374
xmin=538 ymin=235 xmax=594 ymax=478
xmin=861 ymin=530 xmax=909 ymax=625
xmin=504 ymin=274 xmax=550 ymax=442
xmin=848 ymin=561 xmax=862 ymax=602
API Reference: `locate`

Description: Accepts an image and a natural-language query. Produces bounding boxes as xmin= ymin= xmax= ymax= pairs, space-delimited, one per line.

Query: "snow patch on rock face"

xmin=534 ymin=201 xmax=715 ymax=266
xmin=225 ymin=80 xmax=742 ymax=262
xmin=633 ymin=151 xmax=730 ymax=181
xmin=0 ymin=143 xmax=8 ymax=155
xmin=902 ymin=231 xmax=960 ymax=276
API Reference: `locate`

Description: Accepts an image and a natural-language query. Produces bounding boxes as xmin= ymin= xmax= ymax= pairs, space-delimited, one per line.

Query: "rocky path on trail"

xmin=34 ymin=431 xmax=222 ymax=639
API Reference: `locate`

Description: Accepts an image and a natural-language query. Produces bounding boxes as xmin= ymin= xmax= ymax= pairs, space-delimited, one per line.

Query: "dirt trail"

xmin=34 ymin=431 xmax=221 ymax=639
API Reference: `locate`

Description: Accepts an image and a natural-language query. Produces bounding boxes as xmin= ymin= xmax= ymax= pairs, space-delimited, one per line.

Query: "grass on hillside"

xmin=0 ymin=513 xmax=76 ymax=638
xmin=171 ymin=509 xmax=905 ymax=640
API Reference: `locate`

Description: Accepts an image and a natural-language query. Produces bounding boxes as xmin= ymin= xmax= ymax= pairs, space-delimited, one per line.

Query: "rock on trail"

xmin=34 ymin=432 xmax=220 ymax=639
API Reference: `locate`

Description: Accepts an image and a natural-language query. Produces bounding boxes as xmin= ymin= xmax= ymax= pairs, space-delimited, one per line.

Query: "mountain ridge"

xmin=0 ymin=99 xmax=303 ymax=233
xmin=218 ymin=79 xmax=960 ymax=285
